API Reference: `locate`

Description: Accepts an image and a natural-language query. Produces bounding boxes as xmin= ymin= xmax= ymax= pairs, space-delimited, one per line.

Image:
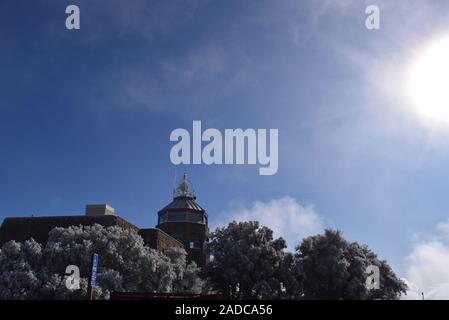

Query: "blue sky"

xmin=2 ymin=0 xmax=449 ymax=297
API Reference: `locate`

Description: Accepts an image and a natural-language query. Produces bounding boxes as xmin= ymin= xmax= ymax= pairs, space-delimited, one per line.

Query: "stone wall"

xmin=156 ymin=221 xmax=209 ymax=266
xmin=139 ymin=228 xmax=184 ymax=252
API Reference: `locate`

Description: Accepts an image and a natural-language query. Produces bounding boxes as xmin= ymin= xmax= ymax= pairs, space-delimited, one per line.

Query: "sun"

xmin=408 ymin=36 xmax=449 ymax=127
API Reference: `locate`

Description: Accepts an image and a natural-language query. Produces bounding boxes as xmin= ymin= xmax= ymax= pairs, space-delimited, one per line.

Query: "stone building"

xmin=0 ymin=175 xmax=209 ymax=266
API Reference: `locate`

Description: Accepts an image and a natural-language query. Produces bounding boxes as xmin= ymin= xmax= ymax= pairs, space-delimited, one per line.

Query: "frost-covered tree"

xmin=201 ymin=221 xmax=295 ymax=299
xmin=0 ymin=223 xmax=407 ymax=300
xmin=0 ymin=224 xmax=202 ymax=299
xmin=43 ymin=224 xmax=177 ymax=294
xmin=0 ymin=239 xmax=42 ymax=299
xmin=166 ymin=247 xmax=205 ymax=294
xmin=295 ymin=229 xmax=407 ymax=300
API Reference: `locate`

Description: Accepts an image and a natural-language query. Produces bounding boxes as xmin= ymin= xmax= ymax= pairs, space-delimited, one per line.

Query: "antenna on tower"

xmin=173 ymin=171 xmax=195 ymax=199
xmin=173 ymin=167 xmax=177 ymax=198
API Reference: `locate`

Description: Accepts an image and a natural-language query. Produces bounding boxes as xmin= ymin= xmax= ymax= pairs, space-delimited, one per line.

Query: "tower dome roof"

xmin=158 ymin=197 xmax=205 ymax=213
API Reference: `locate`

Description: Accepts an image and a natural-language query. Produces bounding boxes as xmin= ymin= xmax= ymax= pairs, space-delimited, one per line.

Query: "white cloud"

xmin=436 ymin=220 xmax=449 ymax=237
xmin=403 ymin=219 xmax=449 ymax=299
xmin=215 ymin=196 xmax=324 ymax=251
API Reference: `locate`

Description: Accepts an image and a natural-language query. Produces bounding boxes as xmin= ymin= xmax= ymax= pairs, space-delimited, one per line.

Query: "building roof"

xmin=158 ymin=196 xmax=206 ymax=213
xmin=0 ymin=215 xmax=138 ymax=245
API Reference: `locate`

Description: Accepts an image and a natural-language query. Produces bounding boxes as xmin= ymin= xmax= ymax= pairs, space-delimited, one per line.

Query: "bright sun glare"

xmin=408 ymin=36 xmax=449 ymax=127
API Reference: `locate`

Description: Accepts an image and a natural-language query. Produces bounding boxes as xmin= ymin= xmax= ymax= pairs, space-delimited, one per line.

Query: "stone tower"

xmin=156 ymin=173 xmax=209 ymax=266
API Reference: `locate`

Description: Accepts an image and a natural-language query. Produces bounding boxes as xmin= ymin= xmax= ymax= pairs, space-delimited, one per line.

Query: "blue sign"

xmin=90 ymin=253 xmax=99 ymax=286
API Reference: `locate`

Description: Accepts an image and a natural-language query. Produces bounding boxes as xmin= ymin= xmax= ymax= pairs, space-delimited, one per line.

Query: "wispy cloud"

xmin=45 ymin=0 xmax=205 ymax=43
xmin=96 ymin=45 xmax=255 ymax=115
